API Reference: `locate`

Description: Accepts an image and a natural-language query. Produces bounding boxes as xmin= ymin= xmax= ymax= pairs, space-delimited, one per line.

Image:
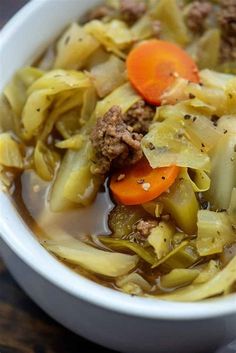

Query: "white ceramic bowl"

xmin=1 ymin=1 xmax=236 ymax=352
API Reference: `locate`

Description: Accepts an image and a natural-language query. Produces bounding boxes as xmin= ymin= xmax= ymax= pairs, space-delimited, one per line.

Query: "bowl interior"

xmin=1 ymin=0 xmax=236 ymax=321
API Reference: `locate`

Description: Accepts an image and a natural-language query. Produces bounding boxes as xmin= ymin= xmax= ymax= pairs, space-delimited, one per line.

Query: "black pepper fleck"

xmin=64 ymin=36 xmax=70 ymax=45
xmin=201 ymin=200 xmax=209 ymax=210
xmin=211 ymin=114 xmax=220 ymax=123
xmin=184 ymin=114 xmax=191 ymax=120
xmin=189 ymin=93 xmax=195 ymax=99
xmin=137 ymin=179 xmax=145 ymax=184
xmin=148 ymin=142 xmax=155 ymax=150
xmin=217 ymin=208 xmax=226 ymax=213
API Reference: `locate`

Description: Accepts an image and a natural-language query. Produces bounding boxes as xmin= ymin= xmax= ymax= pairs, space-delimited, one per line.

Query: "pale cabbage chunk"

xmin=44 ymin=231 xmax=138 ymax=277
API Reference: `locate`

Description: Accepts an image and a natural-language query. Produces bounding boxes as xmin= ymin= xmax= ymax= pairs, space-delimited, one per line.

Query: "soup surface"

xmin=1 ymin=0 xmax=236 ymax=301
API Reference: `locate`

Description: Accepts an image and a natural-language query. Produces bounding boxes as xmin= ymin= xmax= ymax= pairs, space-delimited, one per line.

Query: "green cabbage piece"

xmin=54 ymin=23 xmax=100 ymax=70
xmin=160 ymin=178 xmax=199 ymax=235
xmin=153 ymin=241 xmax=199 ymax=269
xmin=34 ymin=141 xmax=60 ymax=181
xmin=0 ymin=95 xmax=20 ymax=136
xmin=90 ymin=55 xmax=126 ymax=98
xmin=95 ymin=83 xmax=141 ymax=118
xmin=109 ymin=205 xmax=147 ymax=238
xmin=131 ymin=15 xmax=155 ymax=41
xmin=148 ymin=222 xmax=175 ymax=259
xmin=55 ymin=134 xmax=84 ymax=150
xmin=160 ymin=268 xmax=200 ymax=289
xmin=4 ymin=67 xmax=43 ymax=117
xmin=142 ymin=119 xmax=210 ymax=172
xmin=206 ymin=117 xmax=236 ymax=209
xmin=180 ymin=168 xmax=210 ymax=193
xmin=99 ymin=236 xmax=156 ymax=265
xmin=153 ymin=253 xmax=236 ymax=301
xmin=196 ymin=210 xmax=236 ymax=256
xmin=193 ymin=260 xmax=220 ymax=285
xmin=22 ymin=70 xmax=90 ymax=140
xmin=196 ymin=29 xmax=220 ymax=70
xmin=116 ymin=272 xmax=152 ymax=295
xmin=152 ymin=0 xmax=190 ymax=46
xmin=50 ymin=139 xmax=102 ymax=211
xmin=0 ymin=133 xmax=23 ymax=169
xmin=228 ymin=188 xmax=236 ymax=225
xmin=85 ymin=20 xmax=133 ymax=58
xmin=45 ymin=235 xmax=138 ymax=277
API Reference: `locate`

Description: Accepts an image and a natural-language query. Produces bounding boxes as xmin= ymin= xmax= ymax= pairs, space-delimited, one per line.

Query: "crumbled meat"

xmin=90 ymin=106 xmax=143 ymax=175
xmin=219 ymin=0 xmax=236 ymax=61
xmin=219 ymin=0 xmax=236 ymax=36
xmin=220 ymin=37 xmax=236 ymax=62
xmin=152 ymin=20 xmax=162 ymax=38
xmin=133 ymin=219 xmax=158 ymax=237
xmin=120 ymin=0 xmax=147 ymax=23
xmin=83 ymin=5 xmax=114 ymax=22
xmin=123 ymin=100 xmax=155 ymax=134
xmin=186 ymin=1 xmax=212 ymax=33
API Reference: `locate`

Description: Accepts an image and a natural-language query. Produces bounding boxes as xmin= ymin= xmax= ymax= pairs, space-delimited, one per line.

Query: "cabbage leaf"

xmin=45 ymin=235 xmax=138 ymax=277
xmin=22 ymin=70 xmax=90 ymax=140
xmin=54 ymin=23 xmax=100 ymax=70
xmin=142 ymin=119 xmax=211 ymax=171
xmin=153 ymin=253 xmax=236 ymax=301
xmin=99 ymin=236 xmax=157 ymax=265
xmin=0 ymin=133 xmax=23 ymax=169
xmin=196 ymin=210 xmax=236 ymax=256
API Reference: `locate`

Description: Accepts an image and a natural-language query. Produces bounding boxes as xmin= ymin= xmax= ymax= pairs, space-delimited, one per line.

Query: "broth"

xmin=13 ymin=170 xmax=114 ymax=240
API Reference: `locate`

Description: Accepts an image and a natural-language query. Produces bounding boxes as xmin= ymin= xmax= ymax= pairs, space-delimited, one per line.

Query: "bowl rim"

xmin=1 ymin=0 xmax=236 ymax=322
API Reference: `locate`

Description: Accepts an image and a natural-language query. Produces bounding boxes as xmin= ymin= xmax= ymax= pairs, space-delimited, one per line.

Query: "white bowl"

xmin=1 ymin=1 xmax=236 ymax=352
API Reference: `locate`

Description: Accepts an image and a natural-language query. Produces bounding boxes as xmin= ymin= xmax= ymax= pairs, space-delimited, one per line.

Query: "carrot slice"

xmin=127 ymin=39 xmax=199 ymax=105
xmin=110 ymin=159 xmax=180 ymax=205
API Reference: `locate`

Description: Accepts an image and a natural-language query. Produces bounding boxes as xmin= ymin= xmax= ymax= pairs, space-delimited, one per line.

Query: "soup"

xmin=1 ymin=0 xmax=236 ymax=301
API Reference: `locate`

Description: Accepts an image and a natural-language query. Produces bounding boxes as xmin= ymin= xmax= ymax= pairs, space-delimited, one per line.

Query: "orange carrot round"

xmin=110 ymin=158 xmax=180 ymax=205
xmin=127 ymin=40 xmax=199 ymax=105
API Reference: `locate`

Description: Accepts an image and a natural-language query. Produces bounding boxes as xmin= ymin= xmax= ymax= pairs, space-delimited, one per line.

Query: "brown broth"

xmin=13 ymin=170 xmax=114 ymax=240
xmin=12 ymin=169 xmax=127 ymax=289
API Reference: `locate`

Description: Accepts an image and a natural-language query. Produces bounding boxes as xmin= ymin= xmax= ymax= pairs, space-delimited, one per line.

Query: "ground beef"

xmin=120 ymin=0 xmax=147 ymax=23
xmin=220 ymin=38 xmax=236 ymax=62
xmin=83 ymin=5 xmax=114 ymax=22
xmin=186 ymin=1 xmax=212 ymax=33
xmin=133 ymin=219 xmax=158 ymax=237
xmin=152 ymin=20 xmax=162 ymax=38
xmin=90 ymin=106 xmax=143 ymax=175
xmin=123 ymin=100 xmax=155 ymax=134
xmin=219 ymin=0 xmax=236 ymax=61
xmin=219 ymin=0 xmax=236 ymax=36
